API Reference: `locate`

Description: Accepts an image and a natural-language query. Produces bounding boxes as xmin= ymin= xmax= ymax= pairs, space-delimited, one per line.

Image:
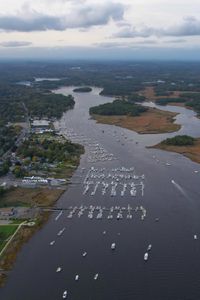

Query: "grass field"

xmin=0 ymin=187 xmax=64 ymax=208
xmin=0 ymin=225 xmax=18 ymax=251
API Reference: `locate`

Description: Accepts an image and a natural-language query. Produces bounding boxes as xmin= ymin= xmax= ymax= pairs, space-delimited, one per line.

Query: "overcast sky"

xmin=0 ymin=0 xmax=200 ymax=60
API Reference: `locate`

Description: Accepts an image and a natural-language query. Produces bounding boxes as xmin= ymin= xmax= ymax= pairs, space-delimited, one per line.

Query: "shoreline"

xmin=0 ymin=131 xmax=84 ymax=287
xmin=0 ymin=211 xmax=51 ymax=287
xmin=91 ymin=107 xmax=181 ymax=134
xmin=149 ymin=139 xmax=200 ymax=164
xmin=140 ymin=86 xmax=199 ymax=115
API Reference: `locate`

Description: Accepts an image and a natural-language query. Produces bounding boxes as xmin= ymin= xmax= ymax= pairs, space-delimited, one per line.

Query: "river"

xmin=1 ymin=86 xmax=200 ymax=300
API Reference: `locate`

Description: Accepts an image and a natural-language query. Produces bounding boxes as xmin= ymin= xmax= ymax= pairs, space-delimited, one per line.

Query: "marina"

xmin=83 ymin=167 xmax=145 ymax=197
xmin=65 ymin=205 xmax=147 ymax=221
xmin=1 ymin=86 xmax=200 ymax=300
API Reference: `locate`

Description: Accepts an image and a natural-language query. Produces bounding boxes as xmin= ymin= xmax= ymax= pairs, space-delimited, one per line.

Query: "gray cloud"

xmin=164 ymin=39 xmax=186 ymax=43
xmin=162 ymin=16 xmax=200 ymax=36
xmin=113 ymin=26 xmax=154 ymax=38
xmin=94 ymin=39 xmax=157 ymax=48
xmin=94 ymin=41 xmax=129 ymax=48
xmin=135 ymin=40 xmax=157 ymax=44
xmin=113 ymin=16 xmax=200 ymax=38
xmin=0 ymin=2 xmax=125 ymax=32
xmin=0 ymin=41 xmax=32 ymax=47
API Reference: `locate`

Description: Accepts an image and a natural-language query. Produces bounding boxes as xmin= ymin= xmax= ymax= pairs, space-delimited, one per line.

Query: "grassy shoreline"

xmin=92 ymin=108 xmax=180 ymax=134
xmin=0 ymin=211 xmax=52 ymax=287
xmin=0 ymin=188 xmax=64 ymax=287
xmin=150 ymin=138 xmax=200 ymax=164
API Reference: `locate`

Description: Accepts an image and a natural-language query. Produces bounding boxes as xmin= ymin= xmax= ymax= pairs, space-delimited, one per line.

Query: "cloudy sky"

xmin=0 ymin=0 xmax=200 ymax=60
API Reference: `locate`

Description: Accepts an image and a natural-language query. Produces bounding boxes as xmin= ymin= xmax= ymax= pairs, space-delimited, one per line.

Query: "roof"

xmin=32 ymin=120 xmax=50 ymax=127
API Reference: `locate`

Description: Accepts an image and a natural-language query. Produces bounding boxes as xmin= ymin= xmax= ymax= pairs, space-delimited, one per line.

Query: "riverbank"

xmin=140 ymin=87 xmax=200 ymax=113
xmin=140 ymin=86 xmax=181 ymax=102
xmin=0 ymin=134 xmax=84 ymax=286
xmin=92 ymin=107 xmax=180 ymax=134
xmin=0 ymin=187 xmax=64 ymax=287
xmin=0 ymin=211 xmax=51 ymax=287
xmin=151 ymin=138 xmax=200 ymax=164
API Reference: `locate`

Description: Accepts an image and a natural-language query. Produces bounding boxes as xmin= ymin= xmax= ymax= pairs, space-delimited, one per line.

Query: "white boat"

xmin=144 ymin=253 xmax=148 ymax=261
xmin=75 ymin=275 xmax=79 ymax=281
xmin=56 ymin=267 xmax=62 ymax=272
xmin=111 ymin=243 xmax=116 ymax=250
xmin=57 ymin=227 xmax=66 ymax=236
xmin=117 ymin=213 xmax=122 ymax=220
xmin=94 ymin=273 xmax=99 ymax=280
xmin=62 ymin=290 xmax=67 ymax=298
xmin=50 ymin=240 xmax=55 ymax=246
xmin=82 ymin=252 xmax=87 ymax=257
xmin=147 ymin=244 xmax=152 ymax=251
xmin=194 ymin=235 xmax=198 ymax=240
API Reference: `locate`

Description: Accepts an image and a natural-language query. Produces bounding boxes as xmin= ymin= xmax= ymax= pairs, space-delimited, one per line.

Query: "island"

xmin=151 ymin=135 xmax=200 ymax=164
xmin=73 ymin=87 xmax=92 ymax=93
xmin=90 ymin=100 xmax=180 ymax=134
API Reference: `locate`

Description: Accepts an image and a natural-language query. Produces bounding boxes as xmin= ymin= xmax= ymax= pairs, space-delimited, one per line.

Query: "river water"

xmin=1 ymin=87 xmax=200 ymax=300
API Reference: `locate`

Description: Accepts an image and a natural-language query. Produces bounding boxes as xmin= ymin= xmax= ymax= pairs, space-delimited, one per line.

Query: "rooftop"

xmin=32 ymin=120 xmax=50 ymax=127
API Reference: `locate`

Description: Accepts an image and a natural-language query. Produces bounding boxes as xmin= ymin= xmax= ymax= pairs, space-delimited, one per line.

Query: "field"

xmin=0 ymin=187 xmax=64 ymax=208
xmin=141 ymin=86 xmax=182 ymax=101
xmin=93 ymin=108 xmax=180 ymax=134
xmin=0 ymin=225 xmax=18 ymax=251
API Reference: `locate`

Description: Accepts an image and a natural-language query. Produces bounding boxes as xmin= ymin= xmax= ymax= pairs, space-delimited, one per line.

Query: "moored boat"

xmin=144 ymin=253 xmax=148 ymax=261
xmin=111 ymin=243 xmax=116 ymax=250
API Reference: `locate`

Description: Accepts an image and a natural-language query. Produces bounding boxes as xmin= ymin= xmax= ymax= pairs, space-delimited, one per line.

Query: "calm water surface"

xmin=1 ymin=87 xmax=200 ymax=300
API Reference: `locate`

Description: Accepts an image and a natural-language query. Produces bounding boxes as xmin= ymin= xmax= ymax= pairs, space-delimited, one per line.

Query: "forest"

xmin=161 ymin=135 xmax=195 ymax=146
xmin=0 ymin=126 xmax=21 ymax=156
xmin=73 ymin=87 xmax=92 ymax=93
xmin=89 ymin=100 xmax=148 ymax=116
xmin=0 ymin=84 xmax=75 ymax=123
xmin=14 ymin=134 xmax=84 ymax=178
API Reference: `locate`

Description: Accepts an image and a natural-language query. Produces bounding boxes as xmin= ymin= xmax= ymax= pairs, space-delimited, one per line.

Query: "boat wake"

xmin=171 ymin=180 xmax=189 ymax=200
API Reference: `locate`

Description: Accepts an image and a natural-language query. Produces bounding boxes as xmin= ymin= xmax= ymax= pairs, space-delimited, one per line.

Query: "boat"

xmin=94 ymin=273 xmax=99 ymax=280
xmin=62 ymin=290 xmax=67 ymax=298
xmin=147 ymin=244 xmax=152 ymax=251
xmin=82 ymin=252 xmax=87 ymax=257
xmin=75 ymin=275 xmax=79 ymax=281
xmin=111 ymin=243 xmax=116 ymax=250
xmin=57 ymin=227 xmax=66 ymax=236
xmin=56 ymin=267 xmax=62 ymax=272
xmin=144 ymin=253 xmax=148 ymax=261
xmin=194 ymin=235 xmax=198 ymax=240
xmin=50 ymin=240 xmax=55 ymax=246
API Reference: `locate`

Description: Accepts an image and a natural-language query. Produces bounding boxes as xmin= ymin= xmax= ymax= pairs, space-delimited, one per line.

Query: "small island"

xmin=151 ymin=135 xmax=200 ymax=164
xmin=73 ymin=87 xmax=92 ymax=93
xmin=90 ymin=100 xmax=180 ymax=134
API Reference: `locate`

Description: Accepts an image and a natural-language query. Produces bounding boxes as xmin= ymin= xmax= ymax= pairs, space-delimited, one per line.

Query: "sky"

xmin=0 ymin=0 xmax=200 ymax=60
